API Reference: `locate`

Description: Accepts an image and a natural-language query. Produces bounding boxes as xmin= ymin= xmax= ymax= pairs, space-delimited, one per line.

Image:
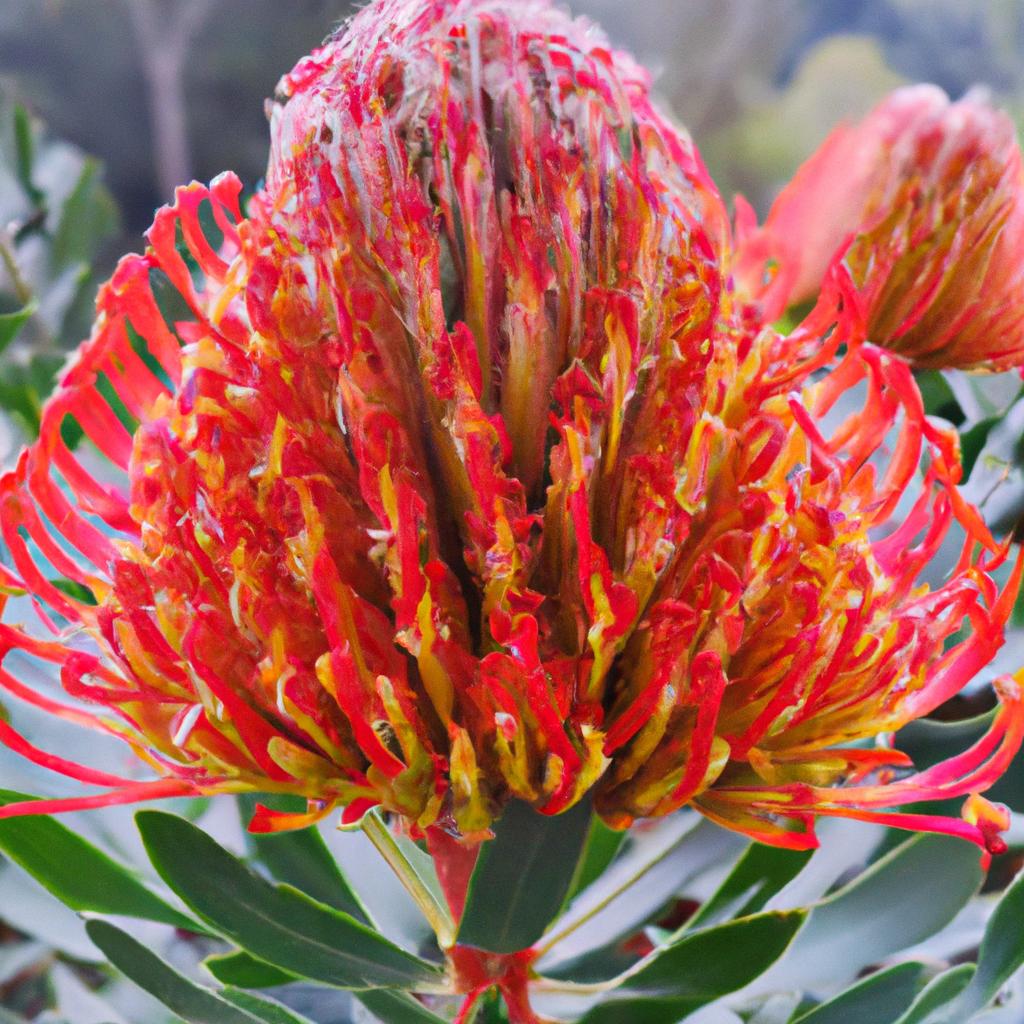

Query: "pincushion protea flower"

xmin=735 ymin=85 xmax=1024 ymax=370
xmin=0 ymin=0 xmax=1022 ymax=866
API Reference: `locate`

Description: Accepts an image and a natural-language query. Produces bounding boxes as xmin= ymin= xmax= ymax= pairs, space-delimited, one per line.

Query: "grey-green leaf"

xmin=793 ymin=962 xmax=927 ymax=1024
xmin=355 ymin=991 xmax=450 ymax=1024
xmin=566 ymin=814 xmax=628 ymax=902
xmin=0 ymin=790 xmax=203 ymax=933
xmin=85 ymin=919 xmax=267 ymax=1024
xmin=762 ymin=835 xmax=983 ymax=993
xmin=458 ymin=797 xmax=593 ymax=953
xmin=933 ymin=868 xmax=1024 ymax=1021
xmin=891 ymin=965 xmax=975 ymax=1024
xmin=137 ymin=810 xmax=441 ymax=990
xmin=0 ymin=300 xmax=38 ymax=356
xmin=204 ymin=950 xmax=296 ymax=989
xmin=687 ymin=842 xmax=812 ymax=930
xmin=238 ymin=794 xmax=368 ymax=921
xmin=221 ymin=989 xmax=317 ymax=1024
xmin=577 ymin=909 xmax=806 ymax=1023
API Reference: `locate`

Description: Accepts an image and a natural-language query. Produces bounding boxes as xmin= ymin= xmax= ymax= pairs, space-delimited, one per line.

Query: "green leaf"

xmin=238 ymin=794 xmax=369 ymax=921
xmin=51 ymin=157 xmax=118 ymax=272
xmin=576 ymin=909 xmax=806 ymax=1024
xmin=221 ymin=989 xmax=316 ymax=1024
xmin=538 ymin=818 xmax=743 ymax=980
xmin=137 ymin=810 xmax=442 ymax=990
xmin=355 ymin=991 xmax=450 ymax=1024
xmin=12 ymin=106 xmax=44 ymax=207
xmin=937 ymin=867 xmax=1024 ymax=1020
xmin=793 ymin=962 xmax=927 ymax=1024
xmin=458 ymin=797 xmax=593 ymax=953
xmin=0 ymin=299 xmax=37 ymax=356
xmin=686 ymin=842 xmax=812 ymax=930
xmin=0 ymin=790 xmax=203 ymax=933
xmin=915 ymin=370 xmax=962 ymax=424
xmin=766 ymin=835 xmax=983 ymax=992
xmin=890 ymin=965 xmax=975 ymax=1024
xmin=85 ymin=919 xmax=267 ymax=1024
xmin=567 ymin=814 xmax=627 ymax=902
xmin=960 ymin=416 xmax=1001 ymax=478
xmin=204 ymin=950 xmax=296 ymax=989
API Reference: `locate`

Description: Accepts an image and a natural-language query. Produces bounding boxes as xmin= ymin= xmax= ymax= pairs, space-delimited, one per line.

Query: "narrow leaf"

xmin=0 ymin=789 xmax=202 ymax=933
xmin=0 ymin=300 xmax=37 ymax=356
xmin=567 ymin=814 xmax=627 ymax=902
xmin=576 ymin=909 xmax=806 ymax=1023
xmin=355 ymin=991 xmax=450 ymax=1024
xmin=137 ymin=810 xmax=442 ymax=990
xmin=793 ymin=962 xmax=927 ymax=1024
xmin=238 ymin=794 xmax=368 ymax=921
xmin=51 ymin=157 xmax=118 ymax=271
xmin=458 ymin=797 xmax=593 ymax=953
xmin=204 ymin=950 xmax=296 ymax=989
xmin=12 ymin=106 xmax=43 ymax=206
xmin=687 ymin=842 xmax=812 ymax=929
xmin=940 ymin=868 xmax=1024 ymax=1019
xmin=85 ymin=919 xmax=266 ymax=1024
xmin=891 ymin=965 xmax=975 ymax=1024
xmin=221 ymin=989 xmax=317 ymax=1024
xmin=762 ymin=835 xmax=983 ymax=993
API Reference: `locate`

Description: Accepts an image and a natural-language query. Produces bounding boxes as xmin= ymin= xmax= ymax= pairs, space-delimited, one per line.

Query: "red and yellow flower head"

xmin=0 ymin=0 xmax=1022 ymax=854
xmin=736 ymin=85 xmax=1024 ymax=370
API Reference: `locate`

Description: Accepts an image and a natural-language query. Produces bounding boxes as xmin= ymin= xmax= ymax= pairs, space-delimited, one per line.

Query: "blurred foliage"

xmin=0 ymin=95 xmax=117 ymax=438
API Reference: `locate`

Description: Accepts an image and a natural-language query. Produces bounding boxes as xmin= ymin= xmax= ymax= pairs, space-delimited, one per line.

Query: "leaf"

xmin=221 ymin=989 xmax=317 ymax=1024
xmin=238 ymin=794 xmax=369 ymax=921
xmin=567 ymin=814 xmax=627 ymax=902
xmin=576 ymin=909 xmax=806 ymax=1024
xmin=12 ymin=106 xmax=44 ymax=207
xmin=759 ymin=835 xmax=983 ymax=993
xmin=204 ymin=950 xmax=296 ymax=988
xmin=960 ymin=416 xmax=1002 ymax=478
xmin=538 ymin=817 xmax=744 ymax=978
xmin=85 ymin=919 xmax=267 ymax=1024
xmin=935 ymin=867 xmax=1024 ymax=1021
xmin=890 ymin=965 xmax=975 ymax=1024
xmin=0 ymin=300 xmax=37 ymax=356
xmin=203 ymin=950 xmax=296 ymax=991
xmin=916 ymin=369 xmax=962 ymax=423
xmin=137 ymin=810 xmax=442 ymax=990
xmin=793 ymin=962 xmax=927 ymax=1024
xmin=50 ymin=157 xmax=118 ymax=271
xmin=355 ymin=991 xmax=450 ymax=1024
xmin=458 ymin=797 xmax=593 ymax=953
xmin=0 ymin=789 xmax=203 ymax=933
xmin=686 ymin=842 xmax=812 ymax=930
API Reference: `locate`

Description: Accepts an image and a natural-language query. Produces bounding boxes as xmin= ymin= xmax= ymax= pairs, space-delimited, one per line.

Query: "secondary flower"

xmin=735 ymin=85 xmax=1024 ymax=370
xmin=0 ymin=0 xmax=1021 ymax=855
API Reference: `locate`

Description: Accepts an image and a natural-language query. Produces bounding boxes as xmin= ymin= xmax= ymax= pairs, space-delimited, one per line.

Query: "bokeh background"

xmin=4 ymin=0 xmax=1024 ymax=242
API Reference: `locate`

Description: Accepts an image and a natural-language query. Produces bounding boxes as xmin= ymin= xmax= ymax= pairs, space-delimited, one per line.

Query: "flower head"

xmin=736 ymin=86 xmax=1024 ymax=371
xmin=0 ymin=0 xmax=1021 ymax=854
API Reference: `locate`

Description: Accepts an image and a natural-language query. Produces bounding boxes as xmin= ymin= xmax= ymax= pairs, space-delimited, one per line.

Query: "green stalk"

xmin=360 ymin=809 xmax=457 ymax=948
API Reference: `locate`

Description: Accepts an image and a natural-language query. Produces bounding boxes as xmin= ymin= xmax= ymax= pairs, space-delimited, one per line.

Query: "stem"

xmin=360 ymin=810 xmax=457 ymax=948
xmin=0 ymin=230 xmax=32 ymax=305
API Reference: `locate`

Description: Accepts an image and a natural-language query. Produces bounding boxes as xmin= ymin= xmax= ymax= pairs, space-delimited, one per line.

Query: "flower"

xmin=0 ymin=0 xmax=1021 ymax=855
xmin=735 ymin=86 xmax=1024 ymax=371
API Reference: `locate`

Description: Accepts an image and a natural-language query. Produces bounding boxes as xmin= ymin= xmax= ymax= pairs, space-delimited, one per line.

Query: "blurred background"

xmin=3 ymin=0 xmax=1024 ymax=243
